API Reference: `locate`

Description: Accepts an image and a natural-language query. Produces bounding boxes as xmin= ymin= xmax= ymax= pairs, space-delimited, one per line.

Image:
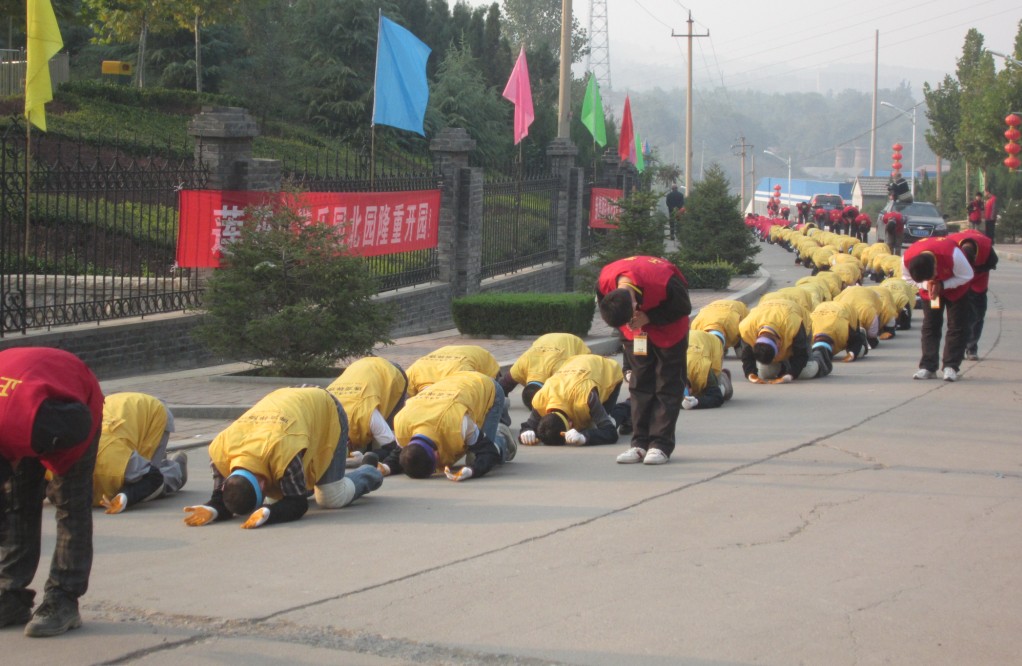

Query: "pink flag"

xmin=618 ymin=95 xmax=635 ymax=163
xmin=502 ymin=47 xmax=535 ymax=145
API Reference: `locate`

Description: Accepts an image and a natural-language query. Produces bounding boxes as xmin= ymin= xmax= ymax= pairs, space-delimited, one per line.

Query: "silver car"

xmin=876 ymin=200 xmax=949 ymax=246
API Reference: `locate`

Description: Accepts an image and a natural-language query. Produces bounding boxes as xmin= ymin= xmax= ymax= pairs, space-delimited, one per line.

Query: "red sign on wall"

xmin=176 ymin=189 xmax=441 ymax=268
xmin=590 ymin=188 xmax=623 ymax=229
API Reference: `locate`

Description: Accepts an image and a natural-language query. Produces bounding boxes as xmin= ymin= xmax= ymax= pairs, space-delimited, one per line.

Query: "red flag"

xmin=618 ymin=95 xmax=635 ymax=163
xmin=502 ymin=47 xmax=535 ymax=145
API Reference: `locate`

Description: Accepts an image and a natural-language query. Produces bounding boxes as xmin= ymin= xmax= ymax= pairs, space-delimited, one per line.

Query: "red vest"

xmin=0 ymin=348 xmax=103 ymax=475
xmin=903 ymin=237 xmax=969 ymax=302
xmin=598 ymin=256 xmax=690 ymax=347
xmin=882 ymin=211 xmax=904 ymax=234
xmin=949 ymin=229 xmax=993 ymax=293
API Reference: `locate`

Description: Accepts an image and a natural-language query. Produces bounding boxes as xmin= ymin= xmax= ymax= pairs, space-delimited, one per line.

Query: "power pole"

xmin=557 ymin=0 xmax=572 ymax=137
xmin=731 ymin=135 xmax=753 ymax=213
xmin=673 ymin=12 xmax=708 ymax=198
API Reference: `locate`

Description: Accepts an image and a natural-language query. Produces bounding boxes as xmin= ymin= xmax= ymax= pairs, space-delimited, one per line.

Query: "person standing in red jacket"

xmin=597 ymin=256 xmax=691 ymax=465
xmin=883 ymin=209 xmax=905 ymax=255
xmin=966 ymin=192 xmax=984 ymax=231
xmin=949 ymin=230 xmax=998 ymax=361
xmin=902 ymin=238 xmax=974 ymax=382
xmin=0 ymin=348 xmax=103 ymax=637
xmin=983 ymin=187 xmax=997 ymax=243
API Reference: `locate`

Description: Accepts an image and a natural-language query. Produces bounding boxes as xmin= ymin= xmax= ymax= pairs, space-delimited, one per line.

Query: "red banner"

xmin=175 ymin=189 xmax=441 ymax=268
xmin=590 ymin=188 xmax=623 ymax=229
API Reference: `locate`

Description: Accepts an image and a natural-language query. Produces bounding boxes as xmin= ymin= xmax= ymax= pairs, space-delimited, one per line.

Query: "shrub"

xmin=452 ymin=293 xmax=595 ymax=337
xmin=674 ymin=163 xmax=760 ymax=273
xmin=672 ymin=260 xmax=737 ymax=290
xmin=193 ymin=192 xmax=394 ymax=376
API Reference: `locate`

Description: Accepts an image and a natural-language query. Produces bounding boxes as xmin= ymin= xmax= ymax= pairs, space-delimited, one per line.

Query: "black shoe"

xmin=0 ymin=594 xmax=31 ymax=629
xmin=360 ymin=452 xmax=380 ymax=468
xmin=24 ymin=596 xmax=81 ymax=638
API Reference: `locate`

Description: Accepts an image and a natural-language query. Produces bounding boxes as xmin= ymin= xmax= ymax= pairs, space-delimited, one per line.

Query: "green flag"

xmin=635 ymin=131 xmax=645 ymax=172
xmin=581 ymin=75 xmax=606 ymax=147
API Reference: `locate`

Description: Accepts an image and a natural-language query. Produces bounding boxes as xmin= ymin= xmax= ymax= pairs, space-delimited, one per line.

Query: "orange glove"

xmin=183 ymin=505 xmax=218 ymax=526
xmin=241 ymin=507 xmax=271 ymax=529
xmin=444 ymin=465 xmax=474 ymax=482
xmin=100 ymin=493 xmax=127 ymax=514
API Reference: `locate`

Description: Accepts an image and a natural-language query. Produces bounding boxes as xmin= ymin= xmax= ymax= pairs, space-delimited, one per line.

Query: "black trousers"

xmin=919 ymin=296 xmax=970 ymax=372
xmin=623 ymin=335 xmax=687 ymax=457
xmin=964 ymin=290 xmax=987 ymax=356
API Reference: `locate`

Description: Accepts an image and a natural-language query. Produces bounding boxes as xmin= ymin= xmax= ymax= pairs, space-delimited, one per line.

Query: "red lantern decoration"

xmin=1006 ymin=115 xmax=1022 ymax=172
xmin=892 ymin=143 xmax=903 ymax=152
xmin=892 ymin=162 xmax=903 ymax=170
xmin=892 ymin=152 xmax=903 ymax=161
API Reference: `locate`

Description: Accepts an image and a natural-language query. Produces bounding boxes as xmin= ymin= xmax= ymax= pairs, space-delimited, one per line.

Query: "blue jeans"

xmin=482 ymin=379 xmax=508 ymax=461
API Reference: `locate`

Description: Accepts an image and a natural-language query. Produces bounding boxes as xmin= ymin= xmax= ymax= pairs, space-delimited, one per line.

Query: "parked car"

xmin=875 ymin=200 xmax=949 ymax=246
xmin=809 ymin=193 xmax=844 ymax=212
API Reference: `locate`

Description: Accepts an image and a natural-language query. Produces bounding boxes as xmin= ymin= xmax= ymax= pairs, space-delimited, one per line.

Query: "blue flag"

xmin=373 ymin=15 xmax=431 ymax=136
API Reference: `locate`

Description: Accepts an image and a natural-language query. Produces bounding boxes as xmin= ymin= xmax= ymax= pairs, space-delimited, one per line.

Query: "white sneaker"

xmin=913 ymin=369 xmax=936 ymax=380
xmin=943 ymin=368 xmax=958 ymax=382
xmin=642 ymin=449 xmax=669 ymax=465
xmin=616 ymin=446 xmax=646 ymax=464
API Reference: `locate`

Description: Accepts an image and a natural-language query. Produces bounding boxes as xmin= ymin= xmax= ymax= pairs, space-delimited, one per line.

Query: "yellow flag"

xmin=25 ymin=0 xmax=63 ymax=131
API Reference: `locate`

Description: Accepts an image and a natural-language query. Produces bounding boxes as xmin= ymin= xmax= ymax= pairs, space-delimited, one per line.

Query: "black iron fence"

xmin=480 ymin=160 xmax=560 ymax=279
xmin=280 ymin=142 xmax=443 ymax=291
xmin=0 ymin=119 xmax=208 ymax=336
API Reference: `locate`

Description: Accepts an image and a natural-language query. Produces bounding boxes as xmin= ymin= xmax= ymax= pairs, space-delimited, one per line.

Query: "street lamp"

xmin=989 ymin=50 xmax=1022 ymax=68
xmin=762 ymin=150 xmax=791 ymax=207
xmin=880 ymin=101 xmax=921 ymax=198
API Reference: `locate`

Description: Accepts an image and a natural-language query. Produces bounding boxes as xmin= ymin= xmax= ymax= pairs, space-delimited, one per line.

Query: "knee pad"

xmin=314 ymin=477 xmax=356 ymax=509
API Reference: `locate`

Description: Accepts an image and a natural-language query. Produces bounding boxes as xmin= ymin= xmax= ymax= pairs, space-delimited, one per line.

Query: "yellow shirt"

xmin=686 ymin=330 xmax=724 ymax=397
xmin=93 ymin=392 xmax=168 ymax=506
xmin=530 ymin=355 xmax=623 ymax=428
xmin=394 ymin=371 xmax=496 ymax=470
xmin=691 ymin=299 xmax=749 ymax=350
xmin=209 ymin=388 xmax=341 ymax=500
xmin=405 ymin=345 xmax=500 ymax=397
xmin=810 ymin=301 xmax=856 ymax=353
xmin=867 ymin=286 xmax=898 ymax=328
xmin=834 ymin=286 xmax=882 ymax=332
xmin=327 ymin=357 xmax=406 ymax=448
xmin=881 ymin=277 xmax=916 ymax=310
xmin=509 ymin=333 xmax=590 ymax=385
xmin=740 ymin=299 xmax=808 ymax=362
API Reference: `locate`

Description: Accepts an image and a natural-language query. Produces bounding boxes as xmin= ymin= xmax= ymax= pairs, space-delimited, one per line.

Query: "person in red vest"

xmin=902 ymin=237 xmax=974 ymax=382
xmin=949 ymin=229 xmax=998 ymax=361
xmin=967 ymin=192 xmax=984 ymax=231
xmin=829 ymin=208 xmax=845 ymax=234
xmin=854 ymin=212 xmax=871 ymax=243
xmin=597 ymin=256 xmax=691 ymax=465
xmin=983 ymin=187 xmax=997 ymax=243
xmin=882 ymin=209 xmax=905 ymax=255
xmin=841 ymin=204 xmax=860 ymax=237
xmin=0 ymin=347 xmax=103 ymax=638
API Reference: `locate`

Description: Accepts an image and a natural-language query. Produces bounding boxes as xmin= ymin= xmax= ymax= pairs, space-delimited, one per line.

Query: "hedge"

xmin=452 ymin=293 xmax=595 ymax=337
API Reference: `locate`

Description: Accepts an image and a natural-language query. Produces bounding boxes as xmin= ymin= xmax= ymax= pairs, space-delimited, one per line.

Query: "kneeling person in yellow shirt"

xmin=94 ymin=392 xmax=187 ymax=514
xmin=383 ymin=371 xmax=512 ymax=482
xmin=184 ymin=387 xmax=383 ymax=528
xmin=518 ymin=355 xmax=623 ymax=446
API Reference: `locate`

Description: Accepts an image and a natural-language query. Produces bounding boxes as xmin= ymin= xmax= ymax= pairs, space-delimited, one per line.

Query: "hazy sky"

xmin=466 ymin=0 xmax=1021 ymax=94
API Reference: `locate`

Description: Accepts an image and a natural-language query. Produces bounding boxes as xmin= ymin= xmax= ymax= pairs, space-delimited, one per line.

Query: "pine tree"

xmin=672 ymin=163 xmax=760 ymax=275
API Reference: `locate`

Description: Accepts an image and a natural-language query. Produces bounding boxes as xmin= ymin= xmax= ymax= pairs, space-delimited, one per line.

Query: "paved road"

xmin=5 ymin=240 xmax=1022 ymax=665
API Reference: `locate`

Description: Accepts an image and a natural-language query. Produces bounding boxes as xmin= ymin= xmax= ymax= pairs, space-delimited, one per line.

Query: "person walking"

xmin=665 ymin=185 xmax=685 ymax=241
xmin=597 ymin=256 xmax=691 ymax=465
xmin=0 ymin=347 xmax=103 ymax=638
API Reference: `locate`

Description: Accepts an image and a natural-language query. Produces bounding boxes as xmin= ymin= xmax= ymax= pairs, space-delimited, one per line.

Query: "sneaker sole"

xmin=24 ymin=614 xmax=81 ymax=638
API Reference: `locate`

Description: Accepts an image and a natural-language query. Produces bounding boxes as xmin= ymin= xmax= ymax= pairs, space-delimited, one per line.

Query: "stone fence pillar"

xmin=430 ymin=128 xmax=481 ymax=298
xmin=188 ymin=106 xmax=280 ymax=192
xmin=547 ymin=138 xmax=583 ymax=290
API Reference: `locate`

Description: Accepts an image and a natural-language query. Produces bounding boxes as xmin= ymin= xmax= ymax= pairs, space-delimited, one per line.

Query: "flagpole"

xmin=24 ymin=121 xmax=31 ymax=256
xmin=371 ymin=124 xmax=376 ymax=190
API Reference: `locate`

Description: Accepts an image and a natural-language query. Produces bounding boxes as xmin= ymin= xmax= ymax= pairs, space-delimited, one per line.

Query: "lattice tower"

xmin=586 ymin=0 xmax=611 ymax=92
